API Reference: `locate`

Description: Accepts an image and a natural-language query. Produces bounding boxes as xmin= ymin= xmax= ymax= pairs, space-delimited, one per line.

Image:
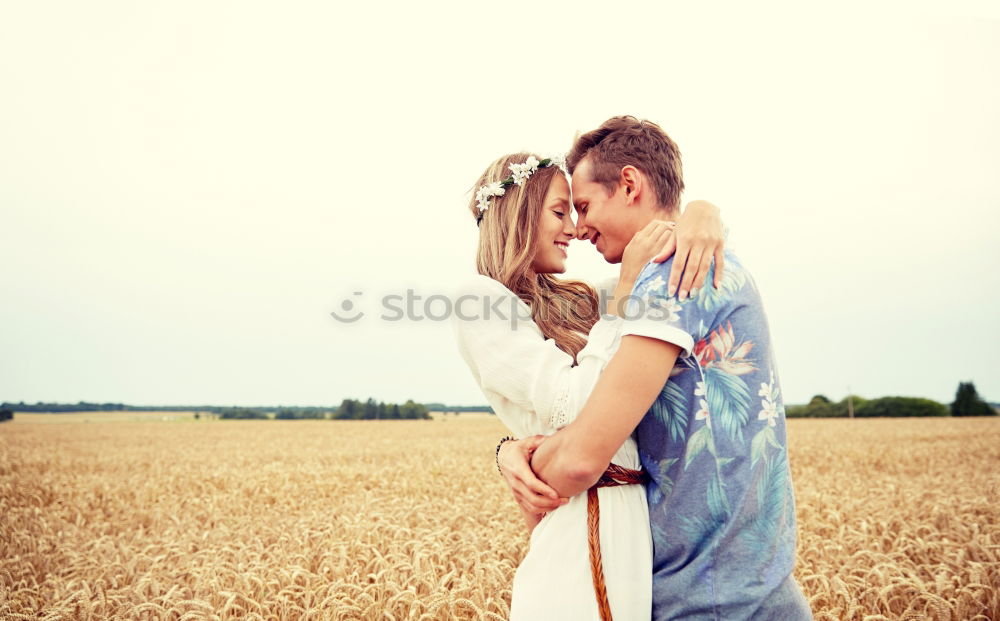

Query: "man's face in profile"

xmin=571 ymin=157 xmax=631 ymax=264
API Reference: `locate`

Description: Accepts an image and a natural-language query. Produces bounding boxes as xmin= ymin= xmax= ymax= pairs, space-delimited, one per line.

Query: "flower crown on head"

xmin=476 ymin=154 xmax=568 ymax=225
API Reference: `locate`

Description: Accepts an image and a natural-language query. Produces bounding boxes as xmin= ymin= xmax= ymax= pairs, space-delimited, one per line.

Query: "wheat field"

xmin=1 ymin=416 xmax=997 ymax=620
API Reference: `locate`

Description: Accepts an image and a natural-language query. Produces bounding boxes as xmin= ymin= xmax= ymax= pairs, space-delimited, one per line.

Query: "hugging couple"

xmin=451 ymin=116 xmax=812 ymax=620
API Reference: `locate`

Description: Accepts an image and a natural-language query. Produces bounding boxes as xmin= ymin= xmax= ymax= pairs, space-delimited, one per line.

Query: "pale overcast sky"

xmin=2 ymin=2 xmax=998 ymax=408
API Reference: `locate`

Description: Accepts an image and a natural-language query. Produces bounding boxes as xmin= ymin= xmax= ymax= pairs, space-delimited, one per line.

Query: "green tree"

xmin=219 ymin=407 xmax=266 ymax=420
xmin=399 ymin=399 xmax=431 ymax=420
xmin=0 ymin=408 xmax=12 ymax=422
xmin=854 ymin=397 xmax=948 ymax=418
xmin=329 ymin=398 xmax=431 ymax=421
xmin=788 ymin=395 xmax=845 ymax=418
xmin=334 ymin=399 xmax=357 ymax=420
xmin=299 ymin=407 xmax=323 ymax=419
xmin=951 ymin=382 xmax=995 ymax=416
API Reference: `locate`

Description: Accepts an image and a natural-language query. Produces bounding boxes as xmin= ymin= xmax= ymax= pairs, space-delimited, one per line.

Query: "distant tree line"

xmin=786 ymin=382 xmax=996 ymax=418
xmin=214 ymin=399 xmax=431 ymax=420
xmin=423 ymin=403 xmax=494 ymax=414
xmin=4 ymin=382 xmax=992 ymax=421
xmin=331 ymin=399 xmax=430 ymax=420
xmin=0 ymin=400 xmax=435 ymax=420
xmin=0 ymin=401 xmax=242 ymax=413
xmin=0 ymin=401 xmax=139 ymax=412
xmin=218 ymin=407 xmax=269 ymax=420
xmin=274 ymin=407 xmax=327 ymax=420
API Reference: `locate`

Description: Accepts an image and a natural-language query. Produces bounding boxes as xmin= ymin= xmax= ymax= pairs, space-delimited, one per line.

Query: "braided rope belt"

xmin=587 ymin=463 xmax=650 ymax=621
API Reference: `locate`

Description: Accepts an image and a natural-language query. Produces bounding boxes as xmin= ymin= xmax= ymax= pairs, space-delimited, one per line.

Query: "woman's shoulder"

xmin=455 ymin=272 xmax=498 ymax=290
xmin=450 ymin=274 xmax=536 ymax=336
xmin=453 ymin=273 xmax=525 ymax=306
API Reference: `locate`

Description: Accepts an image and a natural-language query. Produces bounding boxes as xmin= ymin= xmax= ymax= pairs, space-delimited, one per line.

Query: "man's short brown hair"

xmin=567 ymin=115 xmax=684 ymax=210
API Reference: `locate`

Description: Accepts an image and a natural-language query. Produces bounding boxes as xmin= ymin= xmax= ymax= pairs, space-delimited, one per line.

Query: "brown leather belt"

xmin=587 ymin=463 xmax=650 ymax=621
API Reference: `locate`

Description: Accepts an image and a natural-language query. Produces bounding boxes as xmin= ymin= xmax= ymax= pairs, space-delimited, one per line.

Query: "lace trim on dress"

xmin=548 ymin=382 xmax=572 ymax=429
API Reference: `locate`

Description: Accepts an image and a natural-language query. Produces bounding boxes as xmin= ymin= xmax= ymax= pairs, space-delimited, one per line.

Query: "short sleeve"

xmin=619 ymin=260 xmax=702 ymax=358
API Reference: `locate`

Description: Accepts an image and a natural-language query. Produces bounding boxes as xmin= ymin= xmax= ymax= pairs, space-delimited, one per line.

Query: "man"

xmin=498 ymin=116 xmax=812 ymax=619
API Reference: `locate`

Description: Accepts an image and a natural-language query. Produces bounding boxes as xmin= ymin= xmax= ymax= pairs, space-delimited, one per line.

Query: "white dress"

xmin=451 ymin=274 xmax=652 ymax=621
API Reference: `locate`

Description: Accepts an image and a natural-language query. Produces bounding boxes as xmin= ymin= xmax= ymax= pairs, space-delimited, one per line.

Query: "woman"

xmin=451 ymin=153 xmax=724 ymax=620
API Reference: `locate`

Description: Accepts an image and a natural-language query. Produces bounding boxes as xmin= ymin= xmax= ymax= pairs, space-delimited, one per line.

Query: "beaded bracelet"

xmin=495 ymin=436 xmax=515 ymax=473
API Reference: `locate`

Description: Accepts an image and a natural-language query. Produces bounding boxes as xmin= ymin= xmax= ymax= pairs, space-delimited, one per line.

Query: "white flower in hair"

xmin=475 ymin=154 xmax=565 ymax=224
xmin=509 ymin=156 xmax=541 ymax=187
xmin=548 ymin=153 xmax=568 ymax=174
xmin=509 ymin=164 xmax=528 ymax=187
xmin=476 ymin=181 xmax=505 ymax=214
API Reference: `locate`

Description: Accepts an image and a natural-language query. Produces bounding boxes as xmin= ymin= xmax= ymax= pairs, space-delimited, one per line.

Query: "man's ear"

xmin=620 ymin=165 xmax=641 ymax=205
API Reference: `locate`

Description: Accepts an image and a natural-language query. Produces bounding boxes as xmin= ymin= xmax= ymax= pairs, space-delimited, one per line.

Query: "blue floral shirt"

xmin=622 ymin=251 xmax=811 ymax=620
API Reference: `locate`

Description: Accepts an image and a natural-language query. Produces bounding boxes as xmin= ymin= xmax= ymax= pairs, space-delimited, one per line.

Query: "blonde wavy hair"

xmin=469 ymin=153 xmax=600 ymax=362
